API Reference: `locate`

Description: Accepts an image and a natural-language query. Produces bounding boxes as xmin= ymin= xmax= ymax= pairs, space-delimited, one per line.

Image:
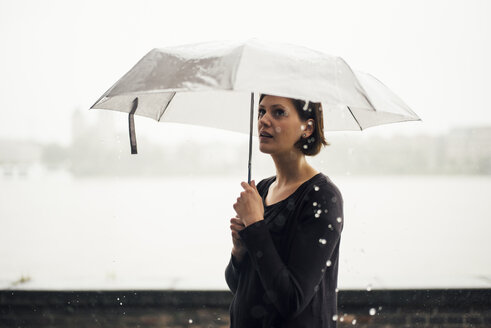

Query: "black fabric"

xmin=225 ymin=172 xmax=344 ymax=328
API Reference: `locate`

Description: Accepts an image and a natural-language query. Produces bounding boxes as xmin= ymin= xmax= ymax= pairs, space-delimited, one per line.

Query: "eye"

xmin=274 ymin=109 xmax=286 ymax=117
xmin=258 ymin=109 xmax=265 ymax=117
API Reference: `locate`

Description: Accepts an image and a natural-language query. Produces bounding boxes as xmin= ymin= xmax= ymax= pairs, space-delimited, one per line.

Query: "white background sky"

xmin=0 ymin=0 xmax=490 ymax=146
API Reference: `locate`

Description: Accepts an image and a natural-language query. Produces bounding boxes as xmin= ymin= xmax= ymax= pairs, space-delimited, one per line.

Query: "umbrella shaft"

xmin=248 ymin=92 xmax=254 ymax=184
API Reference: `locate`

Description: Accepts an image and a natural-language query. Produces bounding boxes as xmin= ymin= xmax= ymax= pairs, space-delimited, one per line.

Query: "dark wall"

xmin=1 ymin=289 xmax=490 ymax=328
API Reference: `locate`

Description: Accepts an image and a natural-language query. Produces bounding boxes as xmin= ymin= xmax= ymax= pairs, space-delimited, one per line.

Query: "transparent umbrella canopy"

xmin=91 ymin=38 xmax=421 ymax=182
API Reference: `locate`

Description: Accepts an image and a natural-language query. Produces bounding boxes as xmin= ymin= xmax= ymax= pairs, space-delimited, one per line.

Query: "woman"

xmin=225 ymin=94 xmax=344 ymax=328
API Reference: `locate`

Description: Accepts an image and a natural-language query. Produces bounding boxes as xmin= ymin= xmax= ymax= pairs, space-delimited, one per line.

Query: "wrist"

xmin=244 ymin=216 xmax=264 ymax=227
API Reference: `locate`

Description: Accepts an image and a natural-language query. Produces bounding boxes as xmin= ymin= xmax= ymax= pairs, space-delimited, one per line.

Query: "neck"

xmin=271 ymin=149 xmax=317 ymax=187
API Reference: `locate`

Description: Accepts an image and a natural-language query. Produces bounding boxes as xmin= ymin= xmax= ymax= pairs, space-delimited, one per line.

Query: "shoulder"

xmin=303 ymin=173 xmax=343 ymax=204
xmin=297 ymin=173 xmax=344 ymax=229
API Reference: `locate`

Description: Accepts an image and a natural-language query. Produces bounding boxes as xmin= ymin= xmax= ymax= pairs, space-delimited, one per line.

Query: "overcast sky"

xmin=1 ymin=0 xmax=490 ymax=146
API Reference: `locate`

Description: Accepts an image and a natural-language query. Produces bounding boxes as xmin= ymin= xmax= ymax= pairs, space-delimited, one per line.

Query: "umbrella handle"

xmin=129 ymin=97 xmax=138 ymax=154
xmin=248 ymin=92 xmax=254 ymax=184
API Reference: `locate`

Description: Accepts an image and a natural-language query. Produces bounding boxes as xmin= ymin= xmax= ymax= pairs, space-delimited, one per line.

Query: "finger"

xmin=230 ymin=218 xmax=245 ymax=226
xmin=241 ymin=181 xmax=252 ymax=191
xmin=230 ymin=224 xmax=245 ymax=232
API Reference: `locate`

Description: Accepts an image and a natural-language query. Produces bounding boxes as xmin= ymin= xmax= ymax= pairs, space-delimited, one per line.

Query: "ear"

xmin=303 ymin=119 xmax=315 ymax=138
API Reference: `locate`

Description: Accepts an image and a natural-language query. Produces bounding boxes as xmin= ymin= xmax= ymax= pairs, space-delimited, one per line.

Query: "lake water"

xmin=1 ymin=174 xmax=490 ymax=290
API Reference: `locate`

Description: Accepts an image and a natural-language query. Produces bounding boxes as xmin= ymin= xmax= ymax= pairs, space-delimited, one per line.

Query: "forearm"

xmin=238 ymin=221 xmax=305 ymax=318
xmin=224 ymin=255 xmax=240 ymax=294
xmin=239 ymin=219 xmax=341 ymax=319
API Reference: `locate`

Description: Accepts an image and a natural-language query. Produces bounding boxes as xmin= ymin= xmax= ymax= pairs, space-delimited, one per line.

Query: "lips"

xmin=260 ymin=131 xmax=273 ymax=138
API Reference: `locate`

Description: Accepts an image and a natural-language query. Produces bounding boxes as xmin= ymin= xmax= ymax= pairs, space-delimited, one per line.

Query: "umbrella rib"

xmin=157 ymin=92 xmax=176 ymax=122
xmin=346 ymin=106 xmax=363 ymax=131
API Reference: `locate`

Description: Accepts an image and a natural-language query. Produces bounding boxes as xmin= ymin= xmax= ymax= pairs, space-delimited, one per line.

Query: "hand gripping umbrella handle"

xmin=129 ymin=97 xmax=138 ymax=154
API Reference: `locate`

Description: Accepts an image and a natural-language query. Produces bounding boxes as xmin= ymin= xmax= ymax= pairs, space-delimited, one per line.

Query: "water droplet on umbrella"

xmin=337 ymin=217 xmax=342 ymax=223
xmin=303 ymin=145 xmax=308 ymax=149
xmin=339 ymin=316 xmax=344 ymax=322
xmin=189 ymin=319 xmax=193 ymax=324
xmin=328 ymin=224 xmax=333 ymax=230
xmin=378 ymin=306 xmax=383 ymax=310
xmin=119 ymin=302 xmax=123 ymax=306
xmin=321 ymin=268 xmax=326 ymax=273
xmin=314 ymin=213 xmax=320 ymax=218
xmin=324 ymin=209 xmax=328 ymax=213
xmin=319 ymin=238 xmax=326 ymax=244
xmin=314 ymin=185 xmax=319 ymax=191
xmin=366 ymin=284 xmax=372 ymax=291
xmin=317 ymin=209 xmax=322 ymax=215
xmin=369 ymin=308 xmax=376 ymax=315
xmin=352 ymin=319 xmax=357 ymax=325
xmin=332 ymin=314 xmax=338 ymax=321
xmin=331 ymin=196 xmax=337 ymax=202
xmin=326 ymin=260 xmax=332 ymax=267
xmin=335 ymin=288 xmax=339 ymax=293
xmin=313 ymin=202 xmax=317 ymax=206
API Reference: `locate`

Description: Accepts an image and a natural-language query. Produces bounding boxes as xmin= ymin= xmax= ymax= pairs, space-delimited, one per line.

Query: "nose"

xmin=258 ymin=111 xmax=271 ymax=127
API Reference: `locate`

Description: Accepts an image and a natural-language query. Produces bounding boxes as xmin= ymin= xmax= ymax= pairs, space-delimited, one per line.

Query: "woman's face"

xmin=257 ymin=95 xmax=308 ymax=155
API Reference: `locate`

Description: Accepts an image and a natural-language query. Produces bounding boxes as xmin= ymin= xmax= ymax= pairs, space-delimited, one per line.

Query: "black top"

xmin=225 ymin=172 xmax=344 ymax=328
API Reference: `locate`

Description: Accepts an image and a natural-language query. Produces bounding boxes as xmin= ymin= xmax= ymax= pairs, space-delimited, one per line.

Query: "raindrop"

xmin=314 ymin=213 xmax=320 ymax=218
xmin=321 ymin=268 xmax=326 ymax=273
xmin=328 ymin=224 xmax=333 ymax=230
xmin=308 ymin=121 xmax=313 ymax=126
xmin=324 ymin=209 xmax=328 ymax=213
xmin=331 ymin=196 xmax=337 ymax=203
xmin=337 ymin=217 xmax=342 ymax=223
xmin=314 ymin=185 xmax=320 ymax=191
xmin=366 ymin=284 xmax=372 ymax=292
xmin=117 ymin=297 xmax=120 ymax=301
xmin=352 ymin=319 xmax=357 ymax=325
xmin=317 ymin=209 xmax=322 ymax=215
xmin=319 ymin=238 xmax=327 ymax=244
xmin=378 ymin=306 xmax=383 ymax=310
xmin=303 ymin=145 xmax=308 ymax=149
xmin=369 ymin=308 xmax=376 ymax=315
xmin=189 ymin=319 xmax=193 ymax=324
xmin=332 ymin=314 xmax=338 ymax=321
xmin=339 ymin=317 xmax=344 ymax=322
xmin=335 ymin=288 xmax=339 ymax=293
xmin=313 ymin=202 xmax=318 ymax=206
xmin=119 ymin=302 xmax=123 ymax=306
xmin=326 ymin=260 xmax=332 ymax=267
xmin=217 ymin=317 xmax=221 ymax=320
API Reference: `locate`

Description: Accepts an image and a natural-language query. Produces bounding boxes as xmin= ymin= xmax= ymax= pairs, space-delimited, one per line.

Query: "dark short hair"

xmin=259 ymin=93 xmax=329 ymax=156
